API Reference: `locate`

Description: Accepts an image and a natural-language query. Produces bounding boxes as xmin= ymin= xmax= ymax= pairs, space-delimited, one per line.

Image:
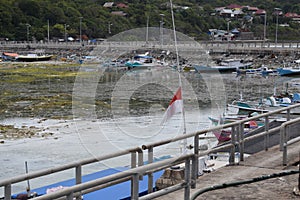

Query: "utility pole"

xmin=263 ymin=11 xmax=267 ymax=46
xmin=108 ymin=22 xmax=112 ymax=35
xmin=159 ymin=13 xmax=165 ymax=47
xmin=64 ymin=24 xmax=68 ymax=42
xmin=274 ymin=8 xmax=281 ymax=47
xmin=79 ymin=17 xmax=83 ymax=46
xmin=47 ymin=20 xmax=50 ymax=43
xmin=26 ymin=24 xmax=31 ymax=43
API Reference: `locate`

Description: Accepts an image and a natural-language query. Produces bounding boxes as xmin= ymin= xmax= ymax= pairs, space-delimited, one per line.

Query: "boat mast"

xmin=170 ymin=0 xmax=187 ymax=154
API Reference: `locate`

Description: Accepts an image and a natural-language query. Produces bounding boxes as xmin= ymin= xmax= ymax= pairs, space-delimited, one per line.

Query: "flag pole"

xmin=170 ymin=0 xmax=187 ymax=154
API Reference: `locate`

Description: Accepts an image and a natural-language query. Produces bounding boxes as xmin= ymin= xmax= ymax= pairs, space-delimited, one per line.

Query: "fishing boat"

xmin=277 ymin=67 xmax=300 ymax=76
xmin=17 ymin=53 xmax=53 ymax=62
xmin=227 ymin=100 xmax=269 ymax=116
xmin=2 ymin=52 xmax=19 ymax=61
xmin=210 ymin=112 xmax=259 ymax=142
xmin=194 ymin=59 xmax=253 ymax=73
xmin=235 ymin=66 xmax=277 ymax=77
xmin=125 ymin=53 xmax=166 ymax=69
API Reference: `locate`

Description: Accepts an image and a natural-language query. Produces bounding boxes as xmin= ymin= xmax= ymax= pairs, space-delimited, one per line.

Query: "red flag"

xmin=161 ymin=87 xmax=183 ymax=125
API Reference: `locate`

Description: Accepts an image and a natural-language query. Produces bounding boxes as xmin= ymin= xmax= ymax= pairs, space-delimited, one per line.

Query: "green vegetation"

xmin=0 ymin=0 xmax=300 ymax=41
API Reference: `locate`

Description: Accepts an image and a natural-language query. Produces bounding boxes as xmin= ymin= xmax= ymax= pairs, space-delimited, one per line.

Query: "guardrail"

xmin=1 ymin=40 xmax=300 ymax=51
xmin=1 ymin=104 xmax=300 ymax=200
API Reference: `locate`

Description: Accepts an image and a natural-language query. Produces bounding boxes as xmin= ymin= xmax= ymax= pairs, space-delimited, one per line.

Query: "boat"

xmin=277 ymin=67 xmax=300 ymax=76
xmin=16 ymin=53 xmax=53 ymax=62
xmin=211 ymin=115 xmax=259 ymax=142
xmin=194 ymin=59 xmax=253 ymax=73
xmin=125 ymin=53 xmax=166 ymax=69
xmin=2 ymin=52 xmax=19 ymax=61
xmin=235 ymin=66 xmax=277 ymax=77
xmin=11 ymin=156 xmax=169 ymax=200
xmin=227 ymin=100 xmax=269 ymax=116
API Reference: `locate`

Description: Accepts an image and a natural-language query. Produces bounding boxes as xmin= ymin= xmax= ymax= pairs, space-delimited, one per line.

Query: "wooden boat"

xmin=17 ymin=53 xmax=53 ymax=62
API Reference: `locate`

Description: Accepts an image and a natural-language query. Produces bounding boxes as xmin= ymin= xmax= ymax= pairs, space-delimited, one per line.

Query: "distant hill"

xmin=0 ymin=0 xmax=300 ymax=41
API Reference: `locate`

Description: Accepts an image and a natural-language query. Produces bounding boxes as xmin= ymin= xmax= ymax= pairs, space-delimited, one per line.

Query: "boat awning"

xmin=3 ymin=52 xmax=19 ymax=57
xmin=134 ymin=55 xmax=153 ymax=59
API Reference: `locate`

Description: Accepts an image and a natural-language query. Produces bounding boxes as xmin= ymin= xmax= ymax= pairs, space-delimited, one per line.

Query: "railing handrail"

xmin=142 ymin=103 xmax=300 ymax=150
xmin=0 ymin=146 xmax=141 ymax=186
xmin=31 ymin=155 xmax=194 ymax=200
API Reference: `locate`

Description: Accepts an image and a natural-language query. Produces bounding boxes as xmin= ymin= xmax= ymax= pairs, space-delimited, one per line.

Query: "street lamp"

xmin=64 ymin=24 xmax=69 ymax=42
xmin=26 ymin=23 xmax=31 ymax=43
xmin=108 ymin=22 xmax=113 ymax=34
xmin=159 ymin=14 xmax=165 ymax=46
xmin=79 ymin=17 xmax=83 ymax=45
xmin=263 ymin=11 xmax=267 ymax=44
xmin=227 ymin=20 xmax=231 ymax=33
xmin=274 ymin=8 xmax=281 ymax=47
xmin=226 ymin=19 xmax=231 ymax=41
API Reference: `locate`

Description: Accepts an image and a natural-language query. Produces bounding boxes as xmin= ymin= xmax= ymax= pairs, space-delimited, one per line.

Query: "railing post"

xmin=229 ymin=125 xmax=236 ymax=165
xmin=148 ymin=147 xmax=154 ymax=194
xmin=286 ymin=109 xmax=290 ymax=121
xmin=239 ymin=123 xmax=244 ymax=161
xmin=138 ymin=149 xmax=143 ymax=167
xmin=75 ymin=165 xmax=82 ymax=200
xmin=76 ymin=165 xmax=82 ymax=184
xmin=280 ymin=125 xmax=286 ymax=151
xmin=264 ymin=116 xmax=269 ymax=151
xmin=283 ymin=141 xmax=288 ymax=166
xmin=131 ymin=173 xmax=139 ymax=200
xmin=191 ymin=134 xmax=199 ymax=188
xmin=184 ymin=157 xmax=191 ymax=200
xmin=67 ymin=192 xmax=74 ymax=200
xmin=4 ymin=184 xmax=11 ymax=200
xmin=131 ymin=151 xmax=137 ymax=168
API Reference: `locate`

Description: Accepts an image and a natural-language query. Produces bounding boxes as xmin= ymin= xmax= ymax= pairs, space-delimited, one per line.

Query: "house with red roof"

xmin=254 ymin=9 xmax=266 ymax=15
xmin=226 ymin=4 xmax=242 ymax=10
xmin=116 ymin=3 xmax=128 ymax=8
xmin=284 ymin=12 xmax=300 ymax=22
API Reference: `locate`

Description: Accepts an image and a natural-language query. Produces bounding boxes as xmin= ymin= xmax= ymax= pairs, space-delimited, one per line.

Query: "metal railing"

xmin=2 ymin=40 xmax=300 ymax=51
xmin=1 ymin=104 xmax=300 ymax=200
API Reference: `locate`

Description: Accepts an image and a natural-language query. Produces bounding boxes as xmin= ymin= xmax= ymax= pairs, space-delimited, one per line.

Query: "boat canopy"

xmin=134 ymin=55 xmax=153 ymax=59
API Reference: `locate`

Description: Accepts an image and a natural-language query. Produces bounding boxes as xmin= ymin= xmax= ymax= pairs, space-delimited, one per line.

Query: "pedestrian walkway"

xmin=157 ymin=140 xmax=300 ymax=200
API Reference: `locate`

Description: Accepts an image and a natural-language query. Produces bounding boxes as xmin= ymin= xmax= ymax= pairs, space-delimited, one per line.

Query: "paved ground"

xmin=157 ymin=140 xmax=300 ymax=200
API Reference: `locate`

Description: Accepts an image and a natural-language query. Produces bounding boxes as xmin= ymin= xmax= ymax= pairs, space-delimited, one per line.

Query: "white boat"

xmin=125 ymin=53 xmax=166 ymax=69
xmin=17 ymin=53 xmax=53 ymax=62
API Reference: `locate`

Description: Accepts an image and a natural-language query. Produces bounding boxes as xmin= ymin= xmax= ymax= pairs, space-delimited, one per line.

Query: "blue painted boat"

xmin=194 ymin=59 xmax=253 ymax=73
xmin=277 ymin=67 xmax=300 ymax=76
xmin=12 ymin=157 xmax=170 ymax=200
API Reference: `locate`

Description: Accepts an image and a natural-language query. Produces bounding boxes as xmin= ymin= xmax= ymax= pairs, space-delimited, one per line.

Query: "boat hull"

xmin=277 ymin=68 xmax=300 ymax=76
xmin=17 ymin=55 xmax=53 ymax=62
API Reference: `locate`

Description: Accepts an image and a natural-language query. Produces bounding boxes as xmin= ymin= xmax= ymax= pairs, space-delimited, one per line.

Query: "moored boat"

xmin=125 ymin=53 xmax=166 ymax=70
xmin=2 ymin=52 xmax=19 ymax=61
xmin=17 ymin=53 xmax=53 ymax=62
xmin=194 ymin=59 xmax=253 ymax=73
xmin=277 ymin=67 xmax=300 ymax=76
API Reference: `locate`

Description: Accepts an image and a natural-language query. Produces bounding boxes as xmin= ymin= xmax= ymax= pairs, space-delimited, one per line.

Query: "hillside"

xmin=0 ymin=0 xmax=300 ymax=42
